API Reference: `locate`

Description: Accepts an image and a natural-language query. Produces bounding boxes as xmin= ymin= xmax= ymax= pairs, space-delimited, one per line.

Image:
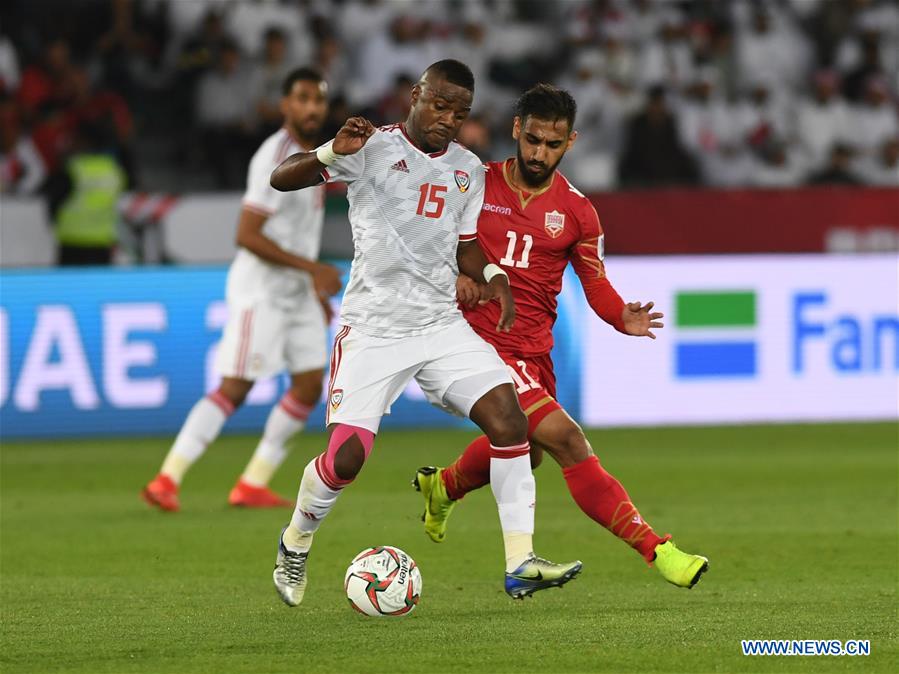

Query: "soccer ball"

xmin=344 ymin=546 xmax=422 ymax=617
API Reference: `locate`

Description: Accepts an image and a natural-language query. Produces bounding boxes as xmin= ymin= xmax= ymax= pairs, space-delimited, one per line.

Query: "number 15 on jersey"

xmin=416 ymin=183 xmax=447 ymax=218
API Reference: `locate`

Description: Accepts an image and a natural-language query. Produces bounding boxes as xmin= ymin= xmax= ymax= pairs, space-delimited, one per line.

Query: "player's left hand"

xmin=622 ymin=301 xmax=664 ymax=339
xmin=484 ymin=276 xmax=516 ymax=332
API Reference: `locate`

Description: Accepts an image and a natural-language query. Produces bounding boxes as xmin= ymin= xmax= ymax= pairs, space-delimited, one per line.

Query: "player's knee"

xmin=485 ymin=406 xmax=528 ymax=447
xmin=217 ymin=380 xmax=251 ymax=408
xmin=557 ymin=425 xmax=591 ymax=464
xmin=333 ymin=436 xmax=366 ymax=480
xmin=291 ymin=379 xmax=322 ymax=407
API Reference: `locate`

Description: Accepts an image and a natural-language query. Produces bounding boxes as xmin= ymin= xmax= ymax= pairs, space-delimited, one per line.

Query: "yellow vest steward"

xmin=55 ymin=154 xmax=126 ymax=247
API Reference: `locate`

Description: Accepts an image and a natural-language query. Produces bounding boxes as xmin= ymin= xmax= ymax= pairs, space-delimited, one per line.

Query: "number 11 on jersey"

xmin=500 ymin=230 xmax=532 ymax=268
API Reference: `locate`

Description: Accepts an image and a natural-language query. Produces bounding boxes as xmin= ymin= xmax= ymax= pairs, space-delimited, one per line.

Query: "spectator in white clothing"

xmin=677 ymin=69 xmax=750 ymax=186
xmin=638 ymin=10 xmax=694 ymax=89
xmin=796 ymin=69 xmax=851 ymax=172
xmin=847 ymin=76 xmax=899 ymax=157
xmin=735 ymin=5 xmax=808 ymax=91
xmin=737 ymin=80 xmax=794 ymax=153
xmin=347 ymin=15 xmax=435 ymax=107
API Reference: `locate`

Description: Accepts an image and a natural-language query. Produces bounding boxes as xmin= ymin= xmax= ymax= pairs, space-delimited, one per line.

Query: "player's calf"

xmin=532 ymin=413 xmax=592 ymax=468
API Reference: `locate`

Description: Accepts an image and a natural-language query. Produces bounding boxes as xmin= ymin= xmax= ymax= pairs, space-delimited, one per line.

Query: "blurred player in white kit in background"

xmin=142 ymin=67 xmax=342 ymax=512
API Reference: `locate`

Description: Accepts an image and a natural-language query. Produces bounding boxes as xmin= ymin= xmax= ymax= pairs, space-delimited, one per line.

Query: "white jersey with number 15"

xmin=320 ymin=124 xmax=485 ymax=338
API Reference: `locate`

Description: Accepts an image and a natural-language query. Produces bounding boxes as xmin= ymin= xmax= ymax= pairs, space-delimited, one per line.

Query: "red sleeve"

xmin=569 ymin=201 xmax=626 ymax=333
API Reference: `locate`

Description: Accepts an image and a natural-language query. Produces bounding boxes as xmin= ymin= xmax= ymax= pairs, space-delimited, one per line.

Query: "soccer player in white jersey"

xmin=268 ymin=60 xmax=581 ymax=606
xmin=142 ymin=68 xmax=342 ymax=512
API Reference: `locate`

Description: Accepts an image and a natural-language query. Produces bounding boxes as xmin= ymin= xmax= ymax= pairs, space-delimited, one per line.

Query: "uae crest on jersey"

xmin=544 ymin=210 xmax=565 ymax=238
xmin=454 ymin=170 xmax=470 ymax=192
xmin=330 ymin=388 xmax=344 ymax=409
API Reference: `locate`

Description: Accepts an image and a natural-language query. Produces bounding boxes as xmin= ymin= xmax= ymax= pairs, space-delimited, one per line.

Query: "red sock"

xmin=442 ymin=435 xmax=491 ymax=501
xmin=562 ymin=455 xmax=669 ymax=563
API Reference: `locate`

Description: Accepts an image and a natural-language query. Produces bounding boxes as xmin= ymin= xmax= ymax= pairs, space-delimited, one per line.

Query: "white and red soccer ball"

xmin=344 ymin=546 xmax=422 ymax=617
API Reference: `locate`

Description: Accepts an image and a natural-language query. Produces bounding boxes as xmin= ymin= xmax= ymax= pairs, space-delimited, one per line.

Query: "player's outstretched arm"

xmin=457 ymin=240 xmax=515 ymax=332
xmin=270 ymin=116 xmax=375 ymax=191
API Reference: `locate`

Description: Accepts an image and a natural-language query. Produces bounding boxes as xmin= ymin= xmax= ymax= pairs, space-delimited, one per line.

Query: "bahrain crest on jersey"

xmin=544 ymin=210 xmax=565 ymax=238
xmin=454 ymin=170 xmax=470 ymax=192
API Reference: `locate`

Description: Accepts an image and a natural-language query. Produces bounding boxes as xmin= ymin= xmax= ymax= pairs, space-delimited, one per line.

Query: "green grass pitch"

xmin=1 ymin=423 xmax=896 ymax=673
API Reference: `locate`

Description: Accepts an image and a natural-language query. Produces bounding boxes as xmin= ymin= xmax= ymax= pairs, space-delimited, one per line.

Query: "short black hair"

xmin=514 ymin=84 xmax=577 ymax=130
xmin=423 ymin=59 xmax=475 ymax=93
xmin=282 ymin=67 xmax=324 ymax=96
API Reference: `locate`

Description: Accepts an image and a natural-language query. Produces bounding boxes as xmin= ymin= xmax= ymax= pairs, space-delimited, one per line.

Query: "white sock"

xmin=240 ymin=396 xmax=309 ymax=487
xmin=284 ymin=458 xmax=341 ymax=553
xmin=160 ymin=395 xmax=231 ymax=484
xmin=489 ymin=441 xmax=536 ymax=572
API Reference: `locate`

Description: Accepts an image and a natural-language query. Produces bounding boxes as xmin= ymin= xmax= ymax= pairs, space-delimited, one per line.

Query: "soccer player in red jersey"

xmin=414 ymin=84 xmax=708 ymax=588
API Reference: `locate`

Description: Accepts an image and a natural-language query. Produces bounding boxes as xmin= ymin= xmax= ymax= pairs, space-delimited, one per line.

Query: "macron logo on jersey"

xmin=390 ymin=159 xmax=410 ymax=173
xmin=483 ymin=203 xmax=512 ymax=216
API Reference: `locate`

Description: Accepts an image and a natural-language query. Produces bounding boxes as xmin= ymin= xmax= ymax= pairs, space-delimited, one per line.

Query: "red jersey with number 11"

xmin=463 ymin=159 xmax=625 ymax=357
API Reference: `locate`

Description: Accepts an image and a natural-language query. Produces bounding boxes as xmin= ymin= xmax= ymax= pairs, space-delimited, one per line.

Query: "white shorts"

xmin=326 ymin=319 xmax=512 ymax=433
xmin=215 ymin=291 xmax=328 ymax=380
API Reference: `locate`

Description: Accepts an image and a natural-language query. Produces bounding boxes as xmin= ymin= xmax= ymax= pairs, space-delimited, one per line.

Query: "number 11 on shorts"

xmin=508 ymin=359 xmax=540 ymax=394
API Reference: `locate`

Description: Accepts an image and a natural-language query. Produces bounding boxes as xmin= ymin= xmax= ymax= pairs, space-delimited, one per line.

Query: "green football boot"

xmin=505 ymin=555 xmax=583 ymax=599
xmin=412 ymin=466 xmax=456 ymax=543
xmin=653 ymin=541 xmax=708 ymax=588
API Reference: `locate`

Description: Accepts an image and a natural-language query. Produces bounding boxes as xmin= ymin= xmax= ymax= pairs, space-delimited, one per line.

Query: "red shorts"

xmin=500 ymin=352 xmax=562 ymax=435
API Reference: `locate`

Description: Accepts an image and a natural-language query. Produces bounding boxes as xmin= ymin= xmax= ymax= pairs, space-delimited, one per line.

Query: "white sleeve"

xmin=317 ymin=139 xmax=366 ymax=184
xmin=241 ymin=145 xmax=284 ymax=215
xmin=458 ymin=164 xmax=486 ymax=240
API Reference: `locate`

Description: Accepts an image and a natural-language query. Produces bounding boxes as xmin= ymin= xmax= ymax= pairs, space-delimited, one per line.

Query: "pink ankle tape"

xmin=315 ymin=424 xmax=375 ymax=490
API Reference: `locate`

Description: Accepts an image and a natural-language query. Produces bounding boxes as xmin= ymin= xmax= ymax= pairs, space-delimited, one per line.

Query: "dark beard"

xmin=515 ymin=148 xmax=561 ymax=188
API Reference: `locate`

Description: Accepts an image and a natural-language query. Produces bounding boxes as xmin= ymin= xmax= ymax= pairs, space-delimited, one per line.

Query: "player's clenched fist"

xmin=333 ymin=117 xmax=375 ymax=155
xmin=311 ymin=262 xmax=343 ymax=298
xmin=456 ymin=274 xmax=481 ymax=307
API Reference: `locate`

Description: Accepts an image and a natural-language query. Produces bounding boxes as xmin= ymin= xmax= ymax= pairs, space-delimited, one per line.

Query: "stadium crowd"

xmin=1 ymin=0 xmax=897 ymax=194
